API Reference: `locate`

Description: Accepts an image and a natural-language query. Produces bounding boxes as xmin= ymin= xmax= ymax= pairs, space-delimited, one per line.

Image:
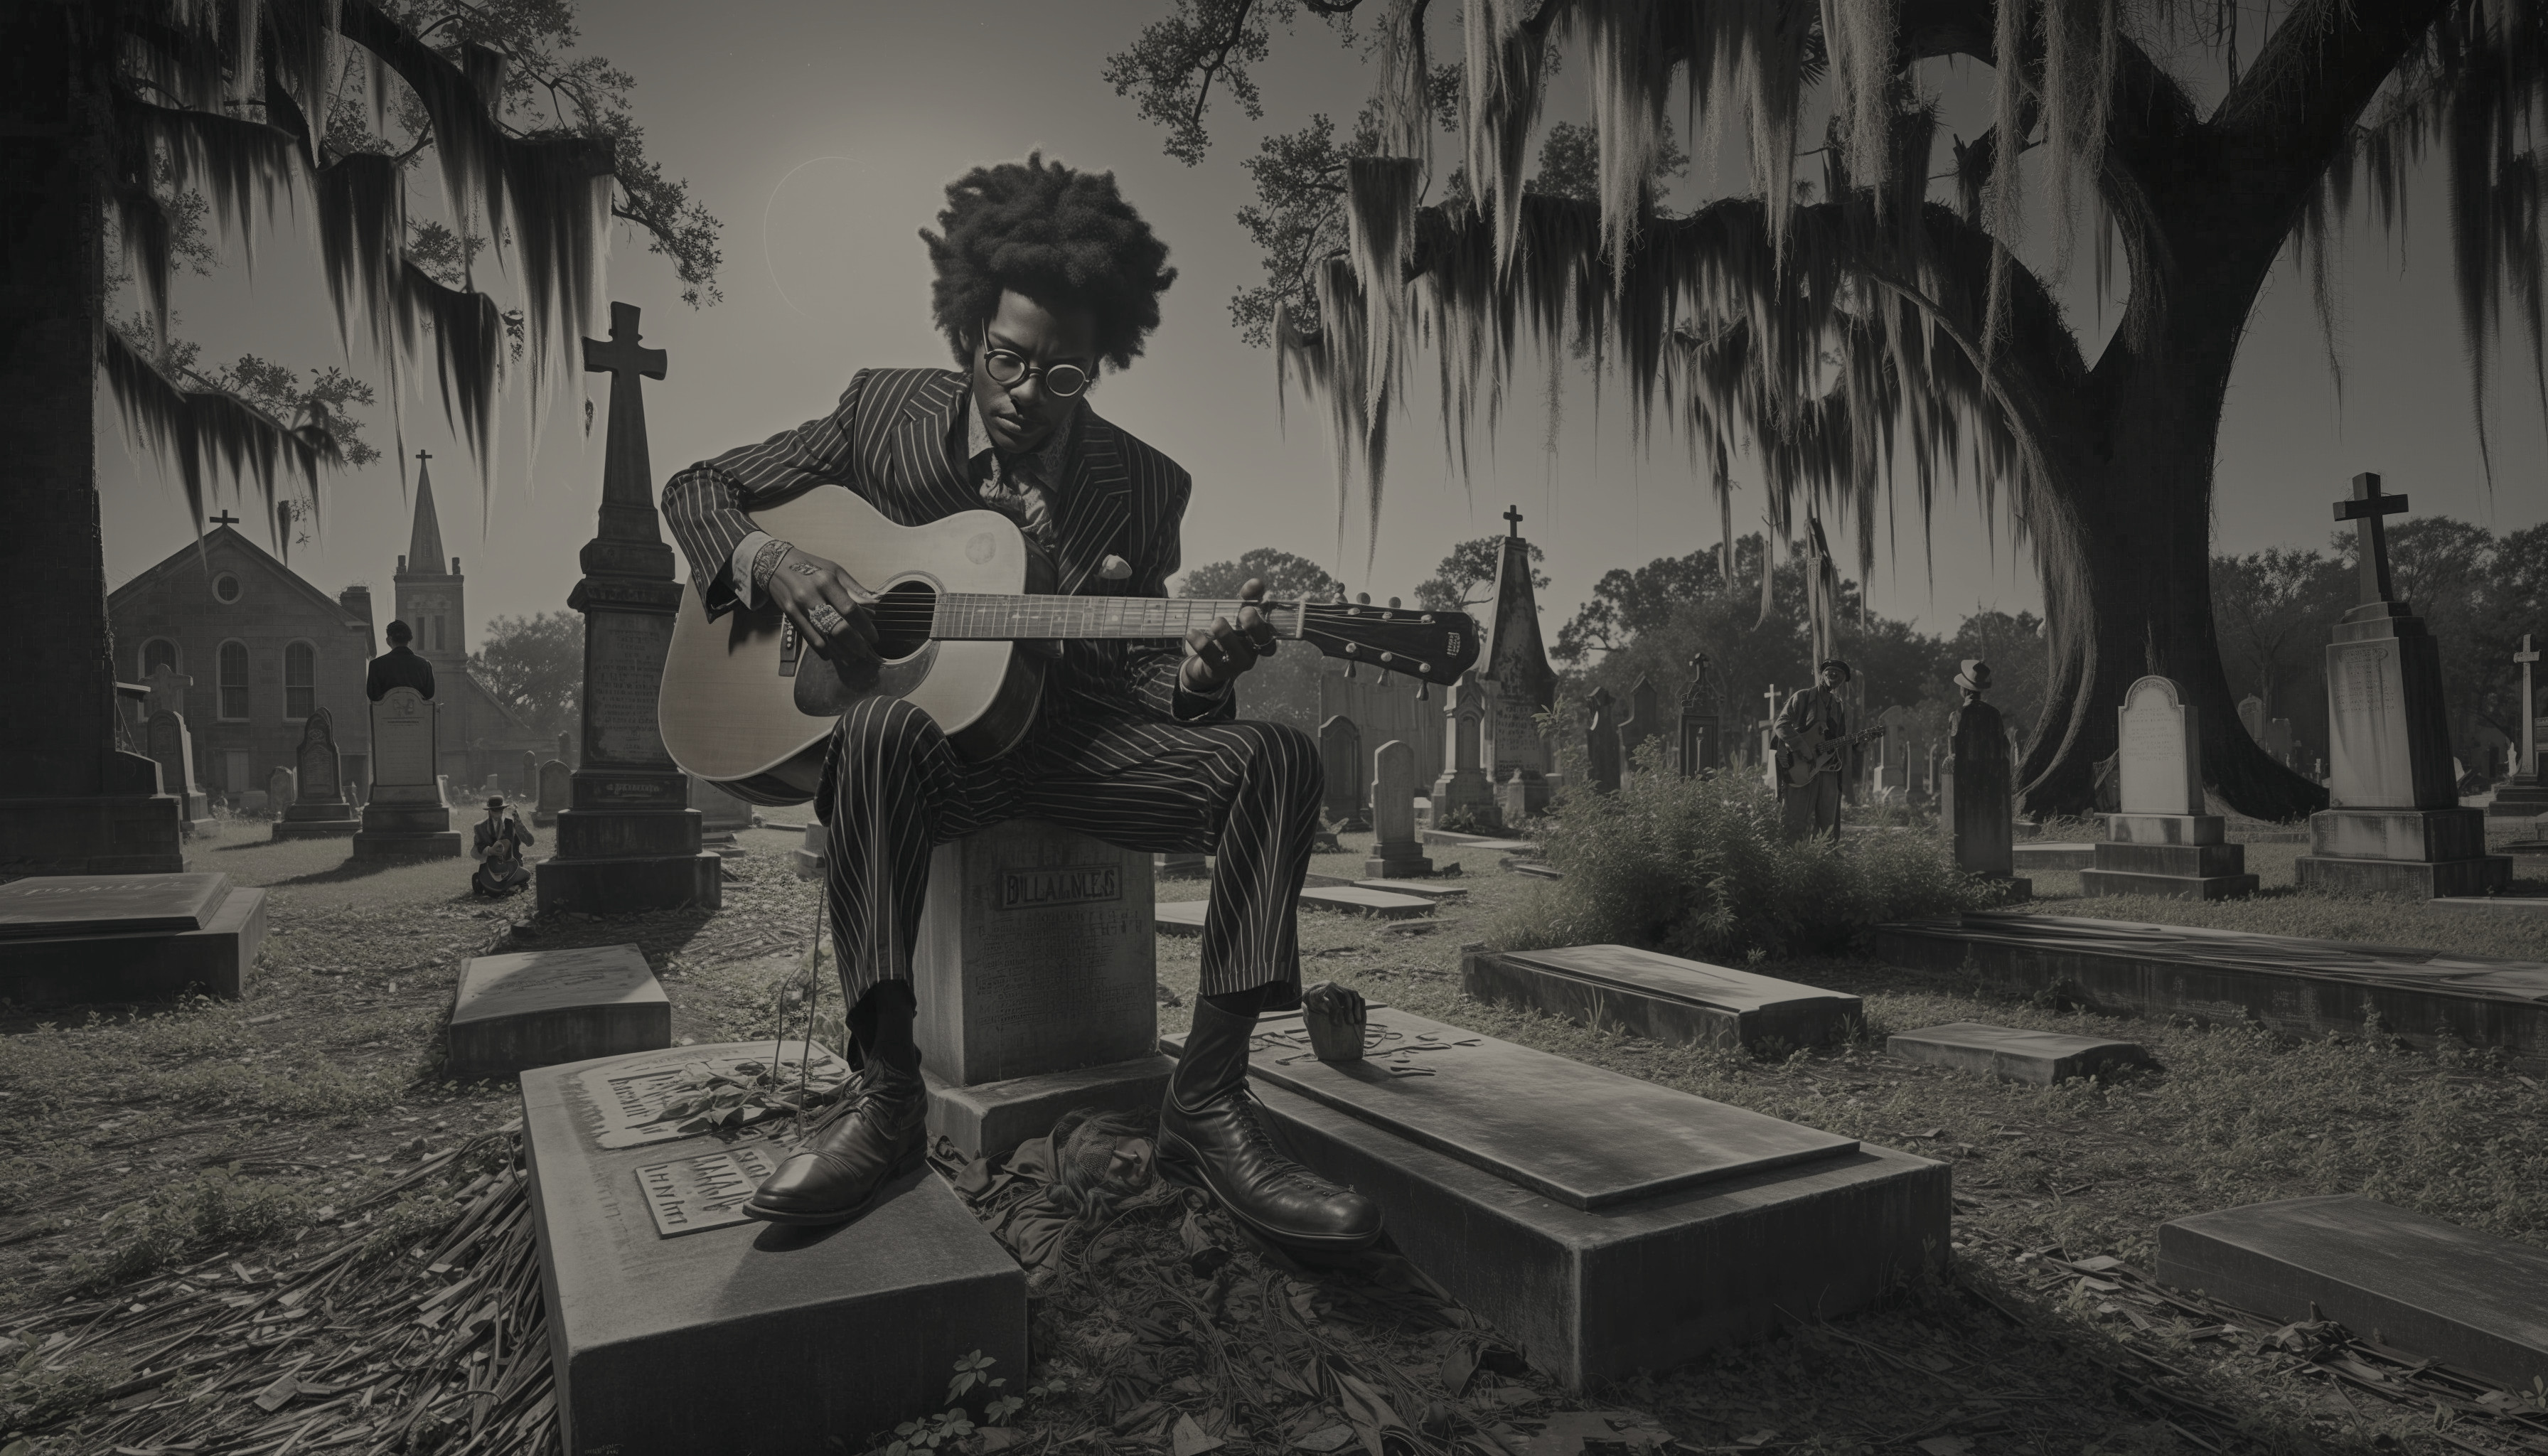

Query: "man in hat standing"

xmin=471 ymin=796 xmax=534 ymax=896
xmin=1773 ymin=658 xmax=1857 ymax=841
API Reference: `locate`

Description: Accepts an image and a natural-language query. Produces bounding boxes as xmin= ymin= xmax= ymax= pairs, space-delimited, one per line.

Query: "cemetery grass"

xmin=3 ymin=818 xmax=2542 ymax=1452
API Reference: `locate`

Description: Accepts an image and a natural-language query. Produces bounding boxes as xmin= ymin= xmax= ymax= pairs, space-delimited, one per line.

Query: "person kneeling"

xmin=471 ymin=797 xmax=534 ymax=897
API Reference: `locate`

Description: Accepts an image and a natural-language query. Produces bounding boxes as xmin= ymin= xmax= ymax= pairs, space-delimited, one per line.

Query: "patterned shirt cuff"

xmin=729 ymin=531 xmax=773 ymax=610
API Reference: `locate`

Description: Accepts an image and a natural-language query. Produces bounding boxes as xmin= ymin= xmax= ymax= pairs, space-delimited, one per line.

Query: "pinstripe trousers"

xmin=817 ymin=693 xmax=1323 ymax=1010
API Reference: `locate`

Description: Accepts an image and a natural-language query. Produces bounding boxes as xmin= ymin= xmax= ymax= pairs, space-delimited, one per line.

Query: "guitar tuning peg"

xmin=1344 ymin=660 xmax=1357 ymax=679
xmin=1415 ymin=680 xmax=1430 ymax=701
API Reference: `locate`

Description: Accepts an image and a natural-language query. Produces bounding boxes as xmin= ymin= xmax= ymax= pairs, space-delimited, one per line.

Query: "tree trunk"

xmin=0 ymin=3 xmax=183 ymax=874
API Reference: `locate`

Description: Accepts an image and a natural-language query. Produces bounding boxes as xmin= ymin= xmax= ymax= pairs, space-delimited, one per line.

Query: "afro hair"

xmin=921 ymin=154 xmax=1176 ymax=373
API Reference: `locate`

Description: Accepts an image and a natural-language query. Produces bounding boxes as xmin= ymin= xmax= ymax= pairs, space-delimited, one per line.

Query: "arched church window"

xmin=218 ymin=641 xmax=250 ymax=720
xmin=284 ymin=641 xmax=316 ymax=719
xmin=141 ymin=638 xmax=177 ymax=678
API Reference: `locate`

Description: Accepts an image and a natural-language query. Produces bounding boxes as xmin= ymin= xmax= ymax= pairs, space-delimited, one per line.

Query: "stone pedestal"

xmin=913 ymin=820 xmax=1171 ymax=1159
xmin=523 ymin=1042 xmax=1026 ymax=1456
xmin=0 ymin=872 xmax=266 ymax=1005
xmin=446 ymin=943 xmax=670 ymax=1079
xmin=2081 ymin=814 xmax=2259 ymax=899
xmin=2295 ymin=808 xmax=2510 ymax=896
xmin=0 ymin=785 xmax=186 ymax=877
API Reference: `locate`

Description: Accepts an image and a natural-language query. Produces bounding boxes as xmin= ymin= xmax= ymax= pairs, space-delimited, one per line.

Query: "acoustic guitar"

xmin=1783 ymin=724 xmax=1886 ymax=788
xmin=658 ymin=490 xmax=1479 ymax=805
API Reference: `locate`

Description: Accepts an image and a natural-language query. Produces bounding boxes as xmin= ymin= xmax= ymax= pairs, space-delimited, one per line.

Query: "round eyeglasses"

xmin=982 ymin=346 xmax=1089 ymax=398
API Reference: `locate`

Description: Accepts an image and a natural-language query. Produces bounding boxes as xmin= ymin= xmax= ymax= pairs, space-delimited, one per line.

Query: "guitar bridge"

xmin=778 ymin=618 xmax=801 ymax=678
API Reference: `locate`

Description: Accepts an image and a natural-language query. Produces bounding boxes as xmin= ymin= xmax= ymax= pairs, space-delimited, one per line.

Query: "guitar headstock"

xmin=1291 ymin=601 xmax=1479 ymax=686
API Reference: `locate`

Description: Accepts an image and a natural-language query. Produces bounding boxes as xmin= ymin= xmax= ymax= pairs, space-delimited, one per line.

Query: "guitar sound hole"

xmin=872 ymin=580 xmax=936 ymax=660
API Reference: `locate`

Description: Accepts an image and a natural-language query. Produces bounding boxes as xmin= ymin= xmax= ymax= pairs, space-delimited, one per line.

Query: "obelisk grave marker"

xmin=1481 ymin=506 xmax=1557 ymax=822
xmin=535 ymin=301 xmax=722 ymax=916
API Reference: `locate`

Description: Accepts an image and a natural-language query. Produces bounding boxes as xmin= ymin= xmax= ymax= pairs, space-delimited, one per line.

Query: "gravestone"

xmin=557 ymin=729 xmax=575 ymax=769
xmin=144 ymin=710 xmax=215 ymax=837
xmin=2490 ymin=635 xmax=2548 ymax=819
xmin=1885 ymin=1023 xmax=2148 ymax=1085
xmin=1583 ymin=687 xmax=1621 ymax=796
xmin=275 ymin=707 xmax=358 ymax=839
xmin=1365 ymin=739 xmax=1433 ymax=878
xmin=1679 ymin=652 xmax=1723 ymax=777
xmin=1462 ymin=945 xmax=1863 ymax=1052
xmin=446 ymin=943 xmax=670 ymax=1079
xmin=1481 ymin=507 xmax=1557 ymax=821
xmin=1319 ymin=716 xmax=1369 ymax=830
xmin=353 ymin=687 xmax=462 ymax=859
xmin=0 ymin=872 xmax=267 ymax=1005
xmin=519 ymin=749 xmax=540 ymax=798
xmin=265 ymin=767 xmax=295 ymax=816
xmin=1429 ymin=671 xmax=1503 ymax=833
xmin=2265 ymin=717 xmax=2295 ymax=767
xmin=793 ymin=821 xmax=827 ymax=879
xmin=1872 ymin=706 xmax=1911 ymax=797
xmin=687 ymin=774 xmax=756 ymax=835
xmin=2157 ymin=1195 xmax=2548 ymax=1394
xmin=1319 ymin=649 xmax=1444 ymax=791
xmin=1160 ymin=1005 xmax=1948 ymax=1386
xmin=1922 ymin=741 xmax=1941 ymax=805
xmin=2081 ymin=676 xmax=2257 ymax=899
xmin=1619 ymin=673 xmax=1662 ymax=767
xmin=914 ymin=820 xmax=1172 ymax=1158
xmin=537 ymin=301 xmax=724 ymax=916
xmin=2294 ymin=475 xmax=2510 ymax=895
xmin=535 ymin=759 xmax=571 ymax=827
xmin=1940 ymin=663 xmax=2026 ymax=895
xmin=2237 ymin=695 xmax=2267 ymax=745
xmin=522 ymin=1042 xmax=1026 ymax=1455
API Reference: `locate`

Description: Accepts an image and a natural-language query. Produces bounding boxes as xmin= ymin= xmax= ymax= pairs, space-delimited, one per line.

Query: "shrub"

xmin=1485 ymin=766 xmax=2008 ymax=961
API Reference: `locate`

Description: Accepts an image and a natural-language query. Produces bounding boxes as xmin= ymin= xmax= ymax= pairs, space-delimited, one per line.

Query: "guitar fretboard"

xmin=929 ymin=595 xmax=1307 ymax=641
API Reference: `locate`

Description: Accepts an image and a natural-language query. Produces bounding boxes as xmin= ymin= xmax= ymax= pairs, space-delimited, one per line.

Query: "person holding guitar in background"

xmin=658 ymin=156 xmax=1381 ymax=1253
xmin=1773 ymin=658 xmax=1871 ymax=842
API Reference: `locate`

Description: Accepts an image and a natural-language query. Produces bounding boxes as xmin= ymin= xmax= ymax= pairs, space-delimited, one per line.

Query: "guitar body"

xmin=1783 ymin=724 xmax=1885 ymax=788
xmin=658 ymin=491 xmax=1052 ymax=806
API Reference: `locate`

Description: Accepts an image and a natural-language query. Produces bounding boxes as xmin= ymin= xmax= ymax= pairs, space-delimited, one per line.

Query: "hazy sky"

xmin=97 ymin=2 xmax=2548 ymax=661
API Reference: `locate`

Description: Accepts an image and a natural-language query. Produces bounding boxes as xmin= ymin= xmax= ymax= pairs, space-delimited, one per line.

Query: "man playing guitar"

xmin=1773 ymin=658 xmax=1871 ymax=842
xmin=658 ymin=155 xmax=1379 ymax=1253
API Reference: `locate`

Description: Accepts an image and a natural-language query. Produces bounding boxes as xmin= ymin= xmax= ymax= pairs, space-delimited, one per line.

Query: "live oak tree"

xmin=1109 ymin=0 xmax=2548 ymax=817
xmin=3 ymin=0 xmax=719 ymax=873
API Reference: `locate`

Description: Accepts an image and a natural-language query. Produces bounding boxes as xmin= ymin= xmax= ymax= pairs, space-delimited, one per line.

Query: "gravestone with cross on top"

xmin=2295 ymin=473 xmax=2511 ymax=895
xmin=2492 ymin=633 xmax=2548 ymax=818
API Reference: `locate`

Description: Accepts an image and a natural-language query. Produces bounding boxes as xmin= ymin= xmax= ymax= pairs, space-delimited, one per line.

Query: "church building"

xmin=107 ymin=514 xmax=378 ymax=801
xmin=392 ymin=454 xmax=548 ymax=792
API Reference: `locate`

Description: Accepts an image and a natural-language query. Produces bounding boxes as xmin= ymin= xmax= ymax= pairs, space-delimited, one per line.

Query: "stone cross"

xmin=2333 ymin=471 xmax=2408 ymax=607
xmin=1675 ymin=653 xmax=1720 ymax=776
xmin=1584 ymin=686 xmax=1620 ymax=795
xmin=1504 ymin=503 xmax=1524 ymax=535
xmin=208 ymin=509 xmax=239 ymax=528
xmin=2519 ymin=634 xmax=2542 ymax=784
xmin=584 ymin=301 xmax=672 ymax=551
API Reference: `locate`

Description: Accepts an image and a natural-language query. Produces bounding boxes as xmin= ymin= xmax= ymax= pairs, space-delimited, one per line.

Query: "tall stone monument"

xmin=1319 ymin=716 xmax=1369 ymax=830
xmin=1366 ymin=739 xmax=1433 ymax=877
xmin=1939 ymin=662 xmax=2026 ymax=896
xmin=1430 ymin=670 xmax=1503 ymax=832
xmin=2490 ymin=634 xmax=2548 ymax=819
xmin=1677 ymin=652 xmax=1723 ymax=776
xmin=2293 ymin=474 xmax=2511 ymax=896
xmin=2081 ymin=676 xmax=2257 ymax=899
xmin=274 ymin=707 xmax=358 ymax=839
xmin=353 ymin=687 xmax=461 ymax=859
xmin=1583 ymin=686 xmax=1622 ymax=795
xmin=145 ymin=710 xmax=215 ymax=837
xmin=1479 ymin=506 xmax=1558 ymax=822
xmin=536 ymin=301 xmax=722 ymax=916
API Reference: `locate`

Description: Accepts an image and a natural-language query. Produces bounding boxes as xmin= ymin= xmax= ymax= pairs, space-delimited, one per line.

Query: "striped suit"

xmin=660 ymin=368 xmax=1320 ymax=1007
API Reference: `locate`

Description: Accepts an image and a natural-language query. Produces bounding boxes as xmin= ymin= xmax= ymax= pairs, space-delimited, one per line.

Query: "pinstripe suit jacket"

xmin=660 ymin=367 xmax=1221 ymax=723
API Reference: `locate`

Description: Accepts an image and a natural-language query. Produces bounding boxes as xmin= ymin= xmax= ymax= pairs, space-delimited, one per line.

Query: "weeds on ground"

xmin=67 ymin=1167 xmax=316 ymax=1290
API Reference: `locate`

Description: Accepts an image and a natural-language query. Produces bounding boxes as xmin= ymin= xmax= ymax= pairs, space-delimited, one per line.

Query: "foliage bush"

xmin=1486 ymin=764 xmax=2009 ymax=962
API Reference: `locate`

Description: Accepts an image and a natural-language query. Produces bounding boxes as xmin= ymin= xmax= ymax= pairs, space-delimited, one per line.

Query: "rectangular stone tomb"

xmin=1463 ymin=945 xmax=1863 ymax=1053
xmin=0 ymin=873 xmax=267 ymax=1006
xmin=1885 ymin=1022 xmax=2148 ymax=1085
xmin=2157 ymin=1194 xmax=2548 ymax=1393
xmin=446 ymin=943 xmax=671 ymax=1080
xmin=524 ymin=1042 xmax=1027 ymax=1456
xmin=1160 ymin=1008 xmax=1946 ymax=1386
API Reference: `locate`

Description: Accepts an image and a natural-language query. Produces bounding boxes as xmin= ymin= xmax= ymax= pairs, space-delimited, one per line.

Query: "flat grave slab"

xmin=1423 ymin=831 xmax=1541 ymax=852
xmin=2157 ymin=1194 xmax=2548 ymax=1393
xmin=2012 ymin=842 xmax=2096 ymax=872
xmin=1868 ymin=912 xmax=2548 ymax=1074
xmin=1162 ymin=1008 xmax=1944 ymax=1386
xmin=1356 ymin=878 xmax=1468 ymax=901
xmin=524 ymin=1042 xmax=1027 ymax=1456
xmin=1885 ymin=1022 xmax=2148 ymax=1084
xmin=1504 ymin=858 xmax=1562 ymax=879
xmin=447 ymin=943 xmax=671 ymax=1079
xmin=1155 ymin=900 xmax=1209 ymax=936
xmin=1299 ymin=886 xmax=1434 ymax=920
xmin=1464 ymin=944 xmax=1863 ymax=1053
xmin=0 ymin=873 xmax=266 ymax=1005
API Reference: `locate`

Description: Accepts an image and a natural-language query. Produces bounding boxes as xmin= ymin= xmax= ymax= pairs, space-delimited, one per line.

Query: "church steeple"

xmin=393 ymin=450 xmax=465 ymax=664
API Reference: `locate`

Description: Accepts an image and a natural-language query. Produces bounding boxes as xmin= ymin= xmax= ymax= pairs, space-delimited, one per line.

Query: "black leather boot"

xmin=744 ymin=1055 xmax=928 ymax=1226
xmin=1157 ymin=995 xmax=1382 ymax=1252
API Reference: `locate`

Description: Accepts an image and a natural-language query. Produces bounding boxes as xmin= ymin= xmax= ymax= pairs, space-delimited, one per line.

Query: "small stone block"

xmin=2103 ymin=814 xmax=2225 ymax=846
xmin=0 ymin=873 xmax=266 ymax=1005
xmin=1885 ymin=1022 xmax=2148 ymax=1084
xmin=2311 ymin=807 xmax=2489 ymax=862
xmin=1161 ymin=1008 xmax=1943 ymax=1386
xmin=447 ymin=943 xmax=670 ymax=1079
xmin=1463 ymin=944 xmax=1863 ymax=1052
xmin=1354 ymin=879 xmax=1468 ymax=901
xmin=2092 ymin=841 xmax=2251 ymax=878
xmin=1297 ymin=886 xmax=1434 ymax=920
xmin=2293 ymin=854 xmax=2513 ymax=898
xmin=534 ymin=850 xmax=725 ymax=916
xmin=1364 ymin=847 xmax=1435 ymax=879
xmin=523 ymin=1043 xmax=1027 ymax=1456
xmin=2156 ymin=1194 xmax=2548 ymax=1394
xmin=2011 ymin=842 xmax=2096 ymax=871
xmin=793 ymin=822 xmax=825 ymax=881
xmin=2078 ymin=868 xmax=2261 ymax=900
xmin=1156 ymin=900 xmax=1208 ymax=936
xmin=923 ymin=1055 xmax=1176 ymax=1162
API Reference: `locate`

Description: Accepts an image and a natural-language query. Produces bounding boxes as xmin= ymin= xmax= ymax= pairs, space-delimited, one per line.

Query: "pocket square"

xmin=1098 ymin=554 xmax=1134 ymax=581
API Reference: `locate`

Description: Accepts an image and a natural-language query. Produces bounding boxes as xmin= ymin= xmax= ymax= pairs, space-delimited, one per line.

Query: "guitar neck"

xmin=930 ymin=595 xmax=1305 ymax=641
